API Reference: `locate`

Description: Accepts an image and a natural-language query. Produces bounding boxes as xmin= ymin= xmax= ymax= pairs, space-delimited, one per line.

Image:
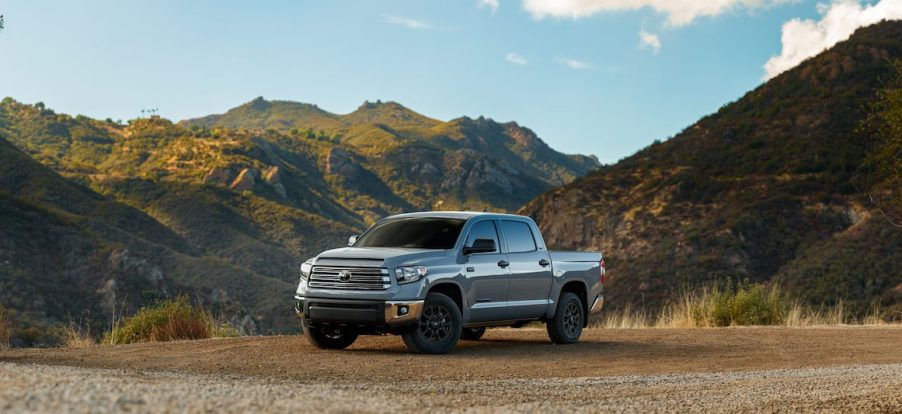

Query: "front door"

xmin=462 ymin=219 xmax=510 ymax=322
xmin=501 ymin=220 xmax=553 ymax=320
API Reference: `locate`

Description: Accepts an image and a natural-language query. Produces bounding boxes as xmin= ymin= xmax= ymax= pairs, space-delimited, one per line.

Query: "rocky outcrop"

xmin=262 ymin=166 xmax=287 ymax=198
xmin=326 ymin=148 xmax=362 ymax=180
xmin=203 ymin=167 xmax=232 ymax=186
xmin=230 ymin=168 xmax=256 ymax=191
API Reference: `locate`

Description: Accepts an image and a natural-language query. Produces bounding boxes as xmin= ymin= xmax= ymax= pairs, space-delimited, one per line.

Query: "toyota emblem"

xmin=338 ymin=270 xmax=352 ymax=282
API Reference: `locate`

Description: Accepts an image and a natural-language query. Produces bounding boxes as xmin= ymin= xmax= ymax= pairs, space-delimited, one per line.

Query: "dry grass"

xmin=0 ymin=306 xmax=10 ymax=349
xmin=594 ymin=283 xmax=893 ymax=329
xmin=61 ymin=326 xmax=95 ymax=348
xmin=61 ymin=316 xmax=96 ymax=349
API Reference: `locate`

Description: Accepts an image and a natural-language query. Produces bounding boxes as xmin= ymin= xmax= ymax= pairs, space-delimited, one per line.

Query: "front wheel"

xmin=402 ymin=293 xmax=462 ymax=354
xmin=546 ymin=292 xmax=584 ymax=344
xmin=303 ymin=324 xmax=359 ymax=350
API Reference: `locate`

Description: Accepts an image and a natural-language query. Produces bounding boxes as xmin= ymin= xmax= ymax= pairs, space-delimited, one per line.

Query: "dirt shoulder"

xmin=2 ymin=327 xmax=901 ymax=382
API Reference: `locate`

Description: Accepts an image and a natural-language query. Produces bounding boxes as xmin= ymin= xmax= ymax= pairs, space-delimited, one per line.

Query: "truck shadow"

xmin=343 ymin=336 xmax=708 ymax=358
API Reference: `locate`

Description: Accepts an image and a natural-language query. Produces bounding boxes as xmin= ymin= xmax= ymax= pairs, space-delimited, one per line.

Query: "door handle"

xmin=497 ymin=260 xmax=510 ymax=268
xmin=539 ymin=259 xmax=550 ymax=267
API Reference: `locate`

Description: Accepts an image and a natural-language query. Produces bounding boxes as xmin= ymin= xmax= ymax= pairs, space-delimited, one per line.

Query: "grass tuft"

xmin=61 ymin=315 xmax=96 ymax=348
xmin=0 ymin=306 xmax=10 ymax=349
xmin=105 ymin=296 xmax=237 ymax=345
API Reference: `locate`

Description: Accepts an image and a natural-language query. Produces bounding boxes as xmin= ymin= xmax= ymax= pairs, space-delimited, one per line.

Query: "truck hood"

xmin=314 ymin=247 xmax=449 ymax=267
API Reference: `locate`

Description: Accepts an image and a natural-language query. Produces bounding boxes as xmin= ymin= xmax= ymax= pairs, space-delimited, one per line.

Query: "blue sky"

xmin=0 ymin=0 xmax=893 ymax=163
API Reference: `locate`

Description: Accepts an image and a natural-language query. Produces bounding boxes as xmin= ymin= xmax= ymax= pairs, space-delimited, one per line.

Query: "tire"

xmin=546 ymin=292 xmax=584 ymax=344
xmin=402 ymin=292 xmax=462 ymax=354
xmin=460 ymin=327 xmax=486 ymax=341
xmin=303 ymin=323 xmax=359 ymax=350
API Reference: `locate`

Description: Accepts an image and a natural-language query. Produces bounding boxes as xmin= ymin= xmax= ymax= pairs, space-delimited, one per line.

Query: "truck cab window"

xmin=354 ymin=218 xmax=465 ymax=249
xmin=501 ymin=221 xmax=537 ymax=253
xmin=465 ymin=220 xmax=499 ymax=253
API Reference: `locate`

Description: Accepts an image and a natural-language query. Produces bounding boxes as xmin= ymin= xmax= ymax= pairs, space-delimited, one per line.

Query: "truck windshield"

xmin=354 ymin=218 xmax=466 ymax=249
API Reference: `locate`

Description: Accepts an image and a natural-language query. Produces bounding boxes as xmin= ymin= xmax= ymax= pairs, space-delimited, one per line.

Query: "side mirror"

xmin=463 ymin=239 xmax=496 ymax=255
xmin=348 ymin=235 xmax=358 ymax=247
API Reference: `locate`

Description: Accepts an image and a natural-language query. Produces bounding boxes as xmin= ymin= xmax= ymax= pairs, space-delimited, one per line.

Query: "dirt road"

xmin=2 ymin=327 xmax=902 ymax=412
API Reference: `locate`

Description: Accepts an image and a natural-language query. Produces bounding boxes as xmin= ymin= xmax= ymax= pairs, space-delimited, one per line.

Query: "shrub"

xmin=105 ymin=296 xmax=237 ymax=345
xmin=679 ymin=281 xmax=790 ymax=327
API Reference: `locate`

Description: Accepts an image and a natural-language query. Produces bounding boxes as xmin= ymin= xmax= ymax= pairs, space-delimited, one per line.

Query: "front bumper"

xmin=589 ymin=294 xmax=604 ymax=315
xmin=295 ymin=296 xmax=423 ymax=326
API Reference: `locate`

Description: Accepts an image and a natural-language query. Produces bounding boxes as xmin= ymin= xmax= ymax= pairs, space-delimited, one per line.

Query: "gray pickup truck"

xmin=294 ymin=212 xmax=604 ymax=354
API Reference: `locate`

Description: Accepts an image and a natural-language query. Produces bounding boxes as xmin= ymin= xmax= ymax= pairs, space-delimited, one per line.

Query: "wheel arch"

xmin=427 ymin=282 xmax=465 ymax=317
xmin=559 ymin=280 xmax=589 ymax=327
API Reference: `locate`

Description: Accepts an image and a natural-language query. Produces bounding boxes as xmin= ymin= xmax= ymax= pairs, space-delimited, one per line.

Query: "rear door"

xmin=462 ymin=219 xmax=511 ymax=322
xmin=500 ymin=219 xmax=553 ymax=320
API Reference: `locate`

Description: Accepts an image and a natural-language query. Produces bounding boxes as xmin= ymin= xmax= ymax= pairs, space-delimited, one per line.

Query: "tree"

xmin=0 ymin=15 xmax=5 ymax=33
xmin=865 ymin=60 xmax=902 ymax=227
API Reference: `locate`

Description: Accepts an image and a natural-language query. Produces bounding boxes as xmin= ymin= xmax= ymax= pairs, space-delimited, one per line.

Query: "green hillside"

xmin=520 ymin=21 xmax=902 ymax=317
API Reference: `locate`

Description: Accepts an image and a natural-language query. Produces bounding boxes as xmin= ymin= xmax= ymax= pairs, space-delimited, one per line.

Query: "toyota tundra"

xmin=294 ymin=212 xmax=604 ymax=354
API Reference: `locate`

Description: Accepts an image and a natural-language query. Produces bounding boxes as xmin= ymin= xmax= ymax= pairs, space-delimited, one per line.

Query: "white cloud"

xmin=639 ymin=31 xmax=661 ymax=53
xmin=479 ymin=0 xmax=500 ymax=13
xmin=506 ymin=52 xmax=528 ymax=65
xmin=522 ymin=0 xmax=790 ymax=27
xmin=557 ymin=57 xmax=593 ymax=70
xmin=382 ymin=14 xmax=456 ymax=31
xmin=763 ymin=0 xmax=902 ymax=80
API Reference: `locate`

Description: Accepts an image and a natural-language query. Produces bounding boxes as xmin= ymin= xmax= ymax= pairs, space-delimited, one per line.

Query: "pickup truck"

xmin=294 ymin=212 xmax=604 ymax=354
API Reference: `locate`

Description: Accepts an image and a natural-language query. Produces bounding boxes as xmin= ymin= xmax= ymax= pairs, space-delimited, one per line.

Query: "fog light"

xmin=399 ymin=306 xmax=409 ymax=316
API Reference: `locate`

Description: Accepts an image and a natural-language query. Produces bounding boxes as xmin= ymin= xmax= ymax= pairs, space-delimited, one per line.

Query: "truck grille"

xmin=308 ymin=266 xmax=391 ymax=290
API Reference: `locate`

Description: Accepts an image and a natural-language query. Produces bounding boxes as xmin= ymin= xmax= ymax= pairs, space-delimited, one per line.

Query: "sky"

xmin=0 ymin=0 xmax=899 ymax=163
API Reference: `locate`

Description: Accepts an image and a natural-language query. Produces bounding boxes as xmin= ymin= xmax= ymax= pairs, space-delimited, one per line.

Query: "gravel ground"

xmin=2 ymin=362 xmax=901 ymax=413
xmin=3 ymin=328 xmax=902 ymax=412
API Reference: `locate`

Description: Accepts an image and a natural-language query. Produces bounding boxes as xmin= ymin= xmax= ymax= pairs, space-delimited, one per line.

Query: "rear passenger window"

xmin=465 ymin=220 xmax=499 ymax=253
xmin=502 ymin=221 xmax=537 ymax=253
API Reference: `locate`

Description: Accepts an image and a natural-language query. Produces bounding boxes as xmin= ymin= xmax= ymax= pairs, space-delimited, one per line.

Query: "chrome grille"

xmin=308 ymin=265 xmax=390 ymax=290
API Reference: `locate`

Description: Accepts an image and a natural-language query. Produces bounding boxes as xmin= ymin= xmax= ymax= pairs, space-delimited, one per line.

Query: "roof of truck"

xmin=384 ymin=211 xmax=531 ymax=221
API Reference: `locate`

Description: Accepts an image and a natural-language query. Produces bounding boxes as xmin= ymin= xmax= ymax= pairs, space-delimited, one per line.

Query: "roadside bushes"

xmin=106 ymin=296 xmax=237 ymax=345
xmin=598 ymin=280 xmax=888 ymax=328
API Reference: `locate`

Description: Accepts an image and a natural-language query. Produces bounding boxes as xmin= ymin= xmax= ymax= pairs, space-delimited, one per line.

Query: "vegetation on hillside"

xmin=864 ymin=60 xmax=902 ymax=226
xmin=0 ymin=137 xmax=292 ymax=346
xmin=522 ymin=21 xmax=902 ymax=318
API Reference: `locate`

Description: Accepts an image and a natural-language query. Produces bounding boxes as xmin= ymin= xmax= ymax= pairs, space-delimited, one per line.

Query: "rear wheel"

xmin=546 ymin=292 xmax=584 ymax=344
xmin=461 ymin=327 xmax=486 ymax=340
xmin=303 ymin=324 xmax=359 ymax=350
xmin=402 ymin=293 xmax=462 ymax=354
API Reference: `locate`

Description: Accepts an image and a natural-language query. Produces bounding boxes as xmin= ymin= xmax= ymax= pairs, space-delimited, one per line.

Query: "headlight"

xmin=300 ymin=260 xmax=314 ymax=280
xmin=395 ymin=266 xmax=427 ymax=284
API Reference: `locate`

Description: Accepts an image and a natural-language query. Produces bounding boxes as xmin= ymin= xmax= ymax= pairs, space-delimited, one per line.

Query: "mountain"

xmin=182 ymin=98 xmax=599 ymax=214
xmin=0 ymin=137 xmax=298 ymax=345
xmin=520 ymin=21 xmax=902 ymax=316
xmin=0 ymin=97 xmax=598 ymax=342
